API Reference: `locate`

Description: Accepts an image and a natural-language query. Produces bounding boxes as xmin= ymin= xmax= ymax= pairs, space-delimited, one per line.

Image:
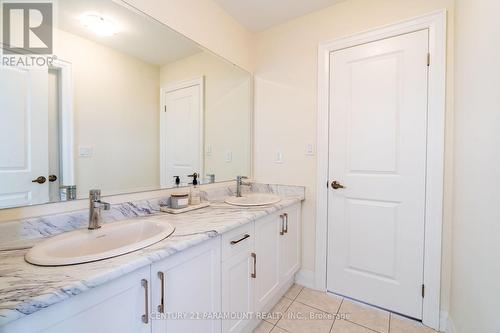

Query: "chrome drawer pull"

xmin=284 ymin=213 xmax=289 ymax=234
xmin=230 ymin=234 xmax=250 ymax=245
xmin=279 ymin=215 xmax=285 ymax=235
xmin=157 ymin=272 xmax=165 ymax=313
xmin=251 ymin=253 xmax=257 ymax=278
xmin=141 ymin=279 xmax=149 ymax=324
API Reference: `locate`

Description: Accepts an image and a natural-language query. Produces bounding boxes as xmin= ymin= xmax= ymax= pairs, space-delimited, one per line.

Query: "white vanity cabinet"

xmin=1 ymin=266 xmax=152 ymax=333
xmin=2 ymin=202 xmax=301 ymax=333
xmin=151 ymin=238 xmax=221 ymax=333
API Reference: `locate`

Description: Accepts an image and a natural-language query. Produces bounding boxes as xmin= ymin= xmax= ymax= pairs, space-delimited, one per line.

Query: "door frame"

xmin=315 ymin=10 xmax=446 ymax=330
xmin=50 ymin=59 xmax=75 ymax=187
xmin=160 ymin=77 xmax=205 ymax=188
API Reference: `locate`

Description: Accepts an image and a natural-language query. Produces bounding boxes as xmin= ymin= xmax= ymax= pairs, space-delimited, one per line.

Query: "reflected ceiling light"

xmin=80 ymin=13 xmax=119 ymax=37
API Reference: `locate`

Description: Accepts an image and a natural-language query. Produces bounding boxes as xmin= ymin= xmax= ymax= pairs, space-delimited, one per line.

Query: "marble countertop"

xmin=0 ymin=184 xmax=304 ymax=327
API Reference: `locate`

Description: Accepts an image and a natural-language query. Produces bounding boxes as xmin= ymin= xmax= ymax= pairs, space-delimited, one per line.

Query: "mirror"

xmin=0 ymin=0 xmax=252 ymax=209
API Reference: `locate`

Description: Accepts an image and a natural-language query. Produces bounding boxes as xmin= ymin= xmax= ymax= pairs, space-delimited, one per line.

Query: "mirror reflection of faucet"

xmin=236 ymin=176 xmax=251 ymax=197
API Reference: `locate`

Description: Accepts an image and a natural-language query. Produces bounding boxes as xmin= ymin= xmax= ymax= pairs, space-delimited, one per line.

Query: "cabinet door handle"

xmin=141 ymin=279 xmax=149 ymax=324
xmin=230 ymin=234 xmax=250 ymax=245
xmin=251 ymin=252 xmax=257 ymax=278
xmin=157 ymin=272 xmax=165 ymax=313
xmin=284 ymin=213 xmax=289 ymax=234
xmin=279 ymin=215 xmax=285 ymax=235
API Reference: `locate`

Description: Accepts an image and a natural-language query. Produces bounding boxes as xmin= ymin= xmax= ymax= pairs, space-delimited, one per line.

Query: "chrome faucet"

xmin=236 ymin=176 xmax=251 ymax=197
xmin=88 ymin=189 xmax=110 ymax=230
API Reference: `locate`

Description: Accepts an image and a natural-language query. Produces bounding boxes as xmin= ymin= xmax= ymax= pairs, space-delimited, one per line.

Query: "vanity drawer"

xmin=221 ymin=223 xmax=254 ymax=261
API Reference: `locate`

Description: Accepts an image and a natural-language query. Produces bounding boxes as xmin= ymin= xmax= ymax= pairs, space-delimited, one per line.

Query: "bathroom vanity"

xmin=0 ymin=185 xmax=304 ymax=333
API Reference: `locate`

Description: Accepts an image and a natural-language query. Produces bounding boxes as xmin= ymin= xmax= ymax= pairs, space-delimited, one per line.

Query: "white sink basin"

xmin=225 ymin=193 xmax=281 ymax=206
xmin=25 ymin=218 xmax=175 ymax=266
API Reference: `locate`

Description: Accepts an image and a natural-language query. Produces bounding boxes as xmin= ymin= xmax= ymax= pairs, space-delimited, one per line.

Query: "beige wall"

xmin=160 ymin=52 xmax=252 ymax=182
xmin=124 ymin=0 xmax=254 ymax=72
xmin=253 ymin=0 xmax=455 ymax=314
xmin=450 ymin=0 xmax=500 ymax=332
xmin=55 ymin=30 xmax=161 ymax=197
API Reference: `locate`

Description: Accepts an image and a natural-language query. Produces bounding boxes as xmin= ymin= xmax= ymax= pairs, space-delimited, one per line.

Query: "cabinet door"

xmin=221 ymin=250 xmax=255 ymax=333
xmin=1 ymin=266 xmax=151 ymax=333
xmin=254 ymin=213 xmax=281 ymax=312
xmin=280 ymin=203 xmax=301 ymax=282
xmin=151 ymin=238 xmax=221 ymax=333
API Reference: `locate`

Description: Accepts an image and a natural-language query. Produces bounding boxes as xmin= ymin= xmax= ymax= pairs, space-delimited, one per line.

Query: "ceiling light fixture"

xmin=80 ymin=13 xmax=120 ymax=37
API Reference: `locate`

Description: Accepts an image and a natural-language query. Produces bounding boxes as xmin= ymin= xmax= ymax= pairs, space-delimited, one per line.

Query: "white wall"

xmin=160 ymin=52 xmax=252 ymax=182
xmin=253 ymin=0 xmax=455 ymax=314
xmin=55 ymin=30 xmax=161 ymax=198
xmin=449 ymin=0 xmax=500 ymax=332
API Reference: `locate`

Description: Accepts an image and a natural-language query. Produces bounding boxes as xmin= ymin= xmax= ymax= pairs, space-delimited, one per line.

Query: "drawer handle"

xmin=251 ymin=252 xmax=257 ymax=278
xmin=230 ymin=234 xmax=250 ymax=245
xmin=279 ymin=215 xmax=285 ymax=235
xmin=157 ymin=272 xmax=165 ymax=313
xmin=141 ymin=279 xmax=149 ymax=324
xmin=284 ymin=213 xmax=289 ymax=234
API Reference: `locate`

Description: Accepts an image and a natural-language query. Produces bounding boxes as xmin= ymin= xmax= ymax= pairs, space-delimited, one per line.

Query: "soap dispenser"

xmin=173 ymin=176 xmax=181 ymax=188
xmin=188 ymin=173 xmax=201 ymax=205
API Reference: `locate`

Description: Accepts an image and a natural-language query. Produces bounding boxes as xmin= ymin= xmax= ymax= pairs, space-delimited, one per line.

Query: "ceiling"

xmin=213 ymin=0 xmax=346 ymax=32
xmin=57 ymin=0 xmax=202 ymax=66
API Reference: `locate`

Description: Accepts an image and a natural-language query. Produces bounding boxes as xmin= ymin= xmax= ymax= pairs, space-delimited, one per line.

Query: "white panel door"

xmin=0 ymin=67 xmax=49 ymax=208
xmin=160 ymin=84 xmax=202 ymax=187
xmin=327 ymin=30 xmax=429 ymax=319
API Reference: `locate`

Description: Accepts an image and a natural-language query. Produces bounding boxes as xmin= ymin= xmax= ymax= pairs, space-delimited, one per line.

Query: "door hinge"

xmin=427 ymin=53 xmax=430 ymax=67
xmin=421 ymin=284 xmax=425 ymax=298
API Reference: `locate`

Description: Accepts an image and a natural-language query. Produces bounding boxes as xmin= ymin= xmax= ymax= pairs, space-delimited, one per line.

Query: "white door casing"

xmin=327 ymin=29 xmax=429 ymax=319
xmin=160 ymin=78 xmax=204 ymax=188
xmin=0 ymin=67 xmax=49 ymax=208
xmin=316 ymin=11 xmax=446 ymax=329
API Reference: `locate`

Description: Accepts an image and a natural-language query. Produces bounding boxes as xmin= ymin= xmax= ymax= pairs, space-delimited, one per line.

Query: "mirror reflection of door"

xmin=48 ymin=69 xmax=62 ymax=202
xmin=0 ymin=67 xmax=49 ymax=208
xmin=160 ymin=79 xmax=204 ymax=188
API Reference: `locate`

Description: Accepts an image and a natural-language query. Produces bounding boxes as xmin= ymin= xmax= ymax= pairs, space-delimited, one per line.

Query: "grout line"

xmin=293 ymin=299 xmax=341 ymax=316
xmin=329 ymin=298 xmax=344 ymax=333
xmin=388 ymin=313 xmax=391 ymax=333
xmin=344 ymin=319 xmax=385 ymax=333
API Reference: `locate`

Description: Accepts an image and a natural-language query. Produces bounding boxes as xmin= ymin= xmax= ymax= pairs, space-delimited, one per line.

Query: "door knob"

xmin=48 ymin=175 xmax=58 ymax=182
xmin=331 ymin=180 xmax=345 ymax=190
xmin=32 ymin=176 xmax=47 ymax=184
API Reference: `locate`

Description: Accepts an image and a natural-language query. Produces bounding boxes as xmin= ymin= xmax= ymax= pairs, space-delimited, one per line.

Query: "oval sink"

xmin=25 ymin=218 xmax=175 ymax=266
xmin=225 ymin=193 xmax=281 ymax=206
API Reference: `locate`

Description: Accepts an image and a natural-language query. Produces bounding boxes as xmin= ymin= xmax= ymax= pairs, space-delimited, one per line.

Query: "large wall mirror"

xmin=0 ymin=0 xmax=252 ymax=209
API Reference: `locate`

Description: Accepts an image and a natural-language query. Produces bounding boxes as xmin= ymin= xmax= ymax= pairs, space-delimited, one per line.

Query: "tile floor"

xmin=253 ymin=284 xmax=439 ymax=333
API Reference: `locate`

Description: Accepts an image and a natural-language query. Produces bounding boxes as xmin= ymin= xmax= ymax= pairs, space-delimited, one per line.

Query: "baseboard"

xmin=446 ymin=315 xmax=456 ymax=333
xmin=438 ymin=311 xmax=448 ymax=332
xmin=294 ymin=269 xmax=315 ymax=289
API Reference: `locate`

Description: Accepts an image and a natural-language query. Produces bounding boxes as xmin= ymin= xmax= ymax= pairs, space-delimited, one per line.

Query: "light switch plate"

xmin=225 ymin=151 xmax=232 ymax=163
xmin=275 ymin=152 xmax=284 ymax=164
xmin=306 ymin=144 xmax=315 ymax=155
xmin=78 ymin=146 xmax=93 ymax=158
